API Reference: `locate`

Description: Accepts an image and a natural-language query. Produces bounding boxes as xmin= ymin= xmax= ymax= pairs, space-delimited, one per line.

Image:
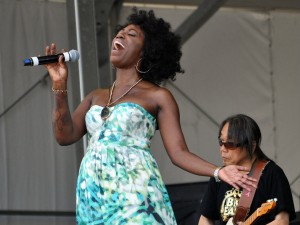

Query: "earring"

xmin=135 ymin=58 xmax=151 ymax=74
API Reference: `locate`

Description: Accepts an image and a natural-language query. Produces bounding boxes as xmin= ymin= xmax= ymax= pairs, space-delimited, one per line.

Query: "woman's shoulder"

xmin=85 ymin=87 xmax=109 ymax=105
xmin=147 ymin=82 xmax=173 ymax=96
xmin=140 ymin=81 xmax=174 ymax=99
xmin=152 ymin=86 xmax=177 ymax=107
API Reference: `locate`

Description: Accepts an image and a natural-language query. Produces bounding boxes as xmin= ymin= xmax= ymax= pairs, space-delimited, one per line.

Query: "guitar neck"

xmin=230 ymin=199 xmax=276 ymax=225
xmin=244 ymin=210 xmax=258 ymax=225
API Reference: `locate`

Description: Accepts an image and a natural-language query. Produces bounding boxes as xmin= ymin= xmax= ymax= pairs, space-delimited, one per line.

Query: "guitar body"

xmin=226 ymin=199 xmax=277 ymax=225
xmin=226 ymin=217 xmax=235 ymax=225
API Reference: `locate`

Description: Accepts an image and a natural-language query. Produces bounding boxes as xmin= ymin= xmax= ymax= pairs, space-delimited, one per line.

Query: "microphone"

xmin=23 ymin=49 xmax=80 ymax=66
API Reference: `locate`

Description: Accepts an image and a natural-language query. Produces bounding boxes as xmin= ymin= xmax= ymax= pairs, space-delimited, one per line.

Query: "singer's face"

xmin=110 ymin=24 xmax=144 ymax=69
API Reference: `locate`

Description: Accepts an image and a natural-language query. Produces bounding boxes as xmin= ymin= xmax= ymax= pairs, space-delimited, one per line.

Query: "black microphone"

xmin=23 ymin=49 xmax=80 ymax=66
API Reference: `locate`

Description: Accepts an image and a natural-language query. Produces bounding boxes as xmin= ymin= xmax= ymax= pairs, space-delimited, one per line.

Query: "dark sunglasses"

xmin=218 ymin=138 xmax=241 ymax=149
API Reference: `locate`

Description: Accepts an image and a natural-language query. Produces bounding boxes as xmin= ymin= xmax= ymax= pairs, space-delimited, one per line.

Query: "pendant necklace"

xmin=100 ymin=78 xmax=143 ymax=120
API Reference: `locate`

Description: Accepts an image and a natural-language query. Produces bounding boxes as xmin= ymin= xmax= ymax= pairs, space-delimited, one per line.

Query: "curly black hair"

xmin=118 ymin=7 xmax=184 ymax=85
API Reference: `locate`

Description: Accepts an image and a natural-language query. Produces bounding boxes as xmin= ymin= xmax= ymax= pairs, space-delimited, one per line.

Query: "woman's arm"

xmin=52 ymin=90 xmax=92 ymax=145
xmin=46 ymin=43 xmax=91 ymax=145
xmin=156 ymin=87 xmax=255 ymax=190
xmin=198 ymin=215 xmax=215 ymax=225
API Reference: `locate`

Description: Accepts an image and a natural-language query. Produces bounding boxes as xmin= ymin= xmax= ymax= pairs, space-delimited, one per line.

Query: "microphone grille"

xmin=69 ymin=49 xmax=80 ymax=62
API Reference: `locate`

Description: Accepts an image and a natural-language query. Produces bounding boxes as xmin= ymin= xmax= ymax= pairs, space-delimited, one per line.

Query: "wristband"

xmin=213 ymin=166 xmax=224 ymax=182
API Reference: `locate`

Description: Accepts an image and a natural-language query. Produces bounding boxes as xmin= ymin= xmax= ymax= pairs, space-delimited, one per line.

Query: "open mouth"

xmin=113 ymin=40 xmax=125 ymax=50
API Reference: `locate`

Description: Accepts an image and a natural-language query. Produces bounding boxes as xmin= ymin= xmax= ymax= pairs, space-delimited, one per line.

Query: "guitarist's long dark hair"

xmin=218 ymin=114 xmax=270 ymax=160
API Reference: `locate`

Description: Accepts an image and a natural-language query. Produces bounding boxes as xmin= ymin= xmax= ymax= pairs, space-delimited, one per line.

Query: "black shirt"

xmin=199 ymin=161 xmax=296 ymax=224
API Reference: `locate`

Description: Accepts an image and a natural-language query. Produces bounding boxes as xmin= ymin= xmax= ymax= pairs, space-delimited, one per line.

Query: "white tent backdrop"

xmin=0 ymin=0 xmax=299 ymax=213
xmin=119 ymin=5 xmax=300 ymax=211
xmin=0 ymin=0 xmax=78 ymax=212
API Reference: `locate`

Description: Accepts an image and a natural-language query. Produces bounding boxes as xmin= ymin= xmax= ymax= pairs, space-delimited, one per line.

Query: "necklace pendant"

xmin=101 ymin=106 xmax=111 ymax=120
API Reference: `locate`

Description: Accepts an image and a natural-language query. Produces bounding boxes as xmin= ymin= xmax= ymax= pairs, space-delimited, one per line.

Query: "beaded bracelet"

xmin=52 ymin=87 xmax=68 ymax=94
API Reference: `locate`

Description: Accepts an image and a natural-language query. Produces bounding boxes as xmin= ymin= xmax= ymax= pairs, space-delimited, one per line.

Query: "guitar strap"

xmin=232 ymin=159 xmax=269 ymax=225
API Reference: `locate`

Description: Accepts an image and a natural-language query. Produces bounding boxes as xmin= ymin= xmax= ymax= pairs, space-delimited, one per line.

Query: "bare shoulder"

xmin=155 ymin=86 xmax=178 ymax=111
xmin=134 ymin=81 xmax=177 ymax=117
xmin=72 ymin=88 xmax=102 ymax=113
xmin=144 ymin=85 xmax=179 ymax=119
xmin=87 ymin=87 xmax=110 ymax=106
xmin=143 ymin=82 xmax=177 ymax=106
xmin=88 ymin=87 xmax=108 ymax=96
xmin=149 ymin=85 xmax=176 ymax=103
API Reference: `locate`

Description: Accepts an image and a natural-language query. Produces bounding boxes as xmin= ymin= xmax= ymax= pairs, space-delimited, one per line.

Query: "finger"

xmin=59 ymin=48 xmax=66 ymax=63
xmin=231 ymin=182 xmax=240 ymax=190
xmin=236 ymin=165 xmax=250 ymax=172
xmin=234 ymin=175 xmax=248 ymax=190
xmin=58 ymin=55 xmax=64 ymax=63
xmin=239 ymin=182 xmax=251 ymax=192
xmin=242 ymin=182 xmax=252 ymax=191
xmin=241 ymin=173 xmax=257 ymax=183
xmin=247 ymin=177 xmax=257 ymax=182
xmin=231 ymin=174 xmax=252 ymax=191
xmin=45 ymin=45 xmax=50 ymax=56
xmin=246 ymin=180 xmax=257 ymax=189
xmin=240 ymin=174 xmax=257 ymax=188
xmin=51 ymin=43 xmax=56 ymax=55
xmin=241 ymin=178 xmax=257 ymax=190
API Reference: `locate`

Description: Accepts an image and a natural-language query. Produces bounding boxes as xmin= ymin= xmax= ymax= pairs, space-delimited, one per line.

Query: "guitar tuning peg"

xmin=267 ymin=198 xmax=277 ymax=202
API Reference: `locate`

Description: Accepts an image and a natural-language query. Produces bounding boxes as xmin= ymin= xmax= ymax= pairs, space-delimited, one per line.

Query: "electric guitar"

xmin=226 ymin=198 xmax=277 ymax=225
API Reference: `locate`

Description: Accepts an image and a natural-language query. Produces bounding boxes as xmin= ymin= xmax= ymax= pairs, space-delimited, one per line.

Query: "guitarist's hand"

xmin=218 ymin=165 xmax=257 ymax=191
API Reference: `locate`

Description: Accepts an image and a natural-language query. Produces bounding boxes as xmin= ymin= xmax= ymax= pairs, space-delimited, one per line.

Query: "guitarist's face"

xmin=219 ymin=123 xmax=252 ymax=167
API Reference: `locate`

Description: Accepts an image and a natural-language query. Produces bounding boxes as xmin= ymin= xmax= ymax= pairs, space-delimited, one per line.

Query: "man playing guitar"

xmin=198 ymin=114 xmax=296 ymax=225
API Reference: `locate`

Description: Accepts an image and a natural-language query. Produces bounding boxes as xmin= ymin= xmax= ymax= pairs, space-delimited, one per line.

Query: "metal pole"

xmin=74 ymin=0 xmax=87 ymax=153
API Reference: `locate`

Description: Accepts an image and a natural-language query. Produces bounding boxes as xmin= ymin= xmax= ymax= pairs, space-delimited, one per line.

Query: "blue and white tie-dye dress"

xmin=76 ymin=102 xmax=177 ymax=225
